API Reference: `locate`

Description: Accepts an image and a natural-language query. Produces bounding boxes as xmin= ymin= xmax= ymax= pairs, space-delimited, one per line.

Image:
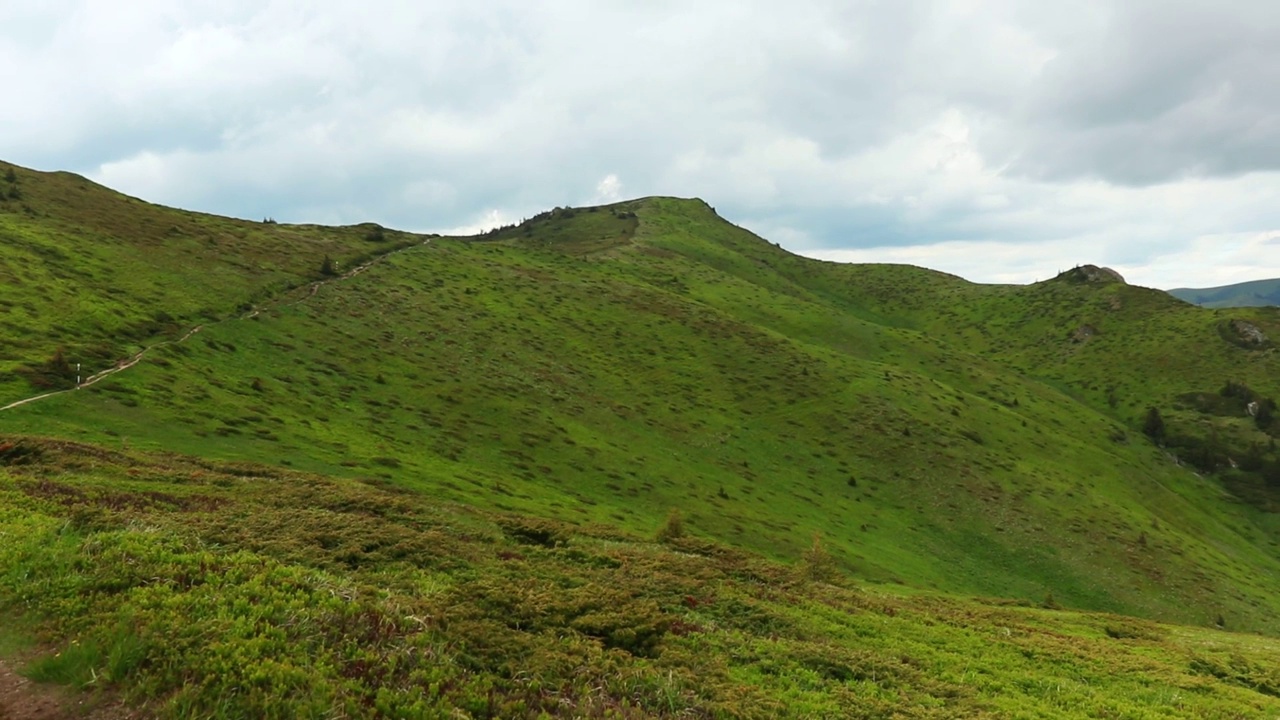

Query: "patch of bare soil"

xmin=0 ymin=659 xmax=138 ymax=720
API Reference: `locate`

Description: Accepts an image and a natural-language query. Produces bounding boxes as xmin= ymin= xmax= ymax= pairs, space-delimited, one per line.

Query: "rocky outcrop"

xmin=1060 ymin=265 xmax=1126 ymax=285
xmin=1228 ymin=319 xmax=1268 ymax=347
xmin=1071 ymin=324 xmax=1098 ymax=343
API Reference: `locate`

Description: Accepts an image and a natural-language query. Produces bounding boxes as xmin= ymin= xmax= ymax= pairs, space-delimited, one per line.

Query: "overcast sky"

xmin=4 ymin=1 xmax=1280 ymax=288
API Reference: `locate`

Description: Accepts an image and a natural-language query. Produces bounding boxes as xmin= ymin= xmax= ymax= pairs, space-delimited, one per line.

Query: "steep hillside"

xmin=7 ymin=195 xmax=1280 ymax=638
xmin=0 ymin=160 xmax=425 ymax=401
xmin=1170 ymin=278 xmax=1280 ymax=308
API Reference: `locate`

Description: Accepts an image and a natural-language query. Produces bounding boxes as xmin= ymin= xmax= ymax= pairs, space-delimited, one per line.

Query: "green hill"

xmin=1169 ymin=278 xmax=1280 ymax=308
xmin=0 ymin=159 xmax=424 ymax=401
xmin=6 ymin=162 xmax=1280 ymax=716
xmin=818 ymin=263 xmax=1280 ymax=508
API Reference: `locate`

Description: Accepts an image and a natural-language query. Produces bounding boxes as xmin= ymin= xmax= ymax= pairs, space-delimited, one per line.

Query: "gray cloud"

xmin=996 ymin=1 xmax=1280 ymax=184
xmin=3 ymin=1 xmax=1280 ymax=285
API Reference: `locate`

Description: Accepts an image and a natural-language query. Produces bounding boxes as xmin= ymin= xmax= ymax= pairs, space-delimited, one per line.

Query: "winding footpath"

xmin=0 ymin=240 xmax=430 ymax=415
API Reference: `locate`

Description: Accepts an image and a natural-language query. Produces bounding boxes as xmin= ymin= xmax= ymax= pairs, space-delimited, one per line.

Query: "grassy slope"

xmin=8 ymin=178 xmax=1280 ymax=715
xmin=809 ymin=264 xmax=1280 ymax=410
xmin=8 ymin=197 xmax=1280 ymax=637
xmin=811 ymin=262 xmax=1280 ymax=500
xmin=4 ymin=438 xmax=1280 ymax=719
xmin=0 ymin=160 xmax=424 ymax=401
xmin=1169 ymin=279 xmax=1280 ymax=308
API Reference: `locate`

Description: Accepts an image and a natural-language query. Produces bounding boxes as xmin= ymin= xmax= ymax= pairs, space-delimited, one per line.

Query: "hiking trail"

xmin=1 ymin=240 xmax=430 ymax=414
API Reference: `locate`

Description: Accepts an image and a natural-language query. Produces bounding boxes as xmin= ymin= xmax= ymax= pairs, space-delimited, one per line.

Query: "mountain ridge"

xmin=7 ymin=160 xmax=1280 ymax=716
xmin=1169 ymin=277 xmax=1280 ymax=308
xmin=5 ymin=174 xmax=1280 ymax=620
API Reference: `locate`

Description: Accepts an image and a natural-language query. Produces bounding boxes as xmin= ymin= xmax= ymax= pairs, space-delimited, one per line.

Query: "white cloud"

xmin=803 ymin=238 xmax=1101 ymax=287
xmin=805 ymin=229 xmax=1280 ymax=290
xmin=1119 ymin=232 xmax=1280 ymax=289
xmin=591 ymin=174 xmax=622 ymax=204
xmin=437 ymin=208 xmax=518 ymax=237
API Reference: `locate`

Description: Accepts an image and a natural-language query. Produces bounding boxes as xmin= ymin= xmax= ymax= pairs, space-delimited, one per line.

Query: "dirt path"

xmin=0 ymin=327 xmax=204 ymax=413
xmin=0 ymin=657 xmax=136 ymax=720
xmin=0 ymin=657 xmax=60 ymax=720
xmin=0 ymin=240 xmax=430 ymax=415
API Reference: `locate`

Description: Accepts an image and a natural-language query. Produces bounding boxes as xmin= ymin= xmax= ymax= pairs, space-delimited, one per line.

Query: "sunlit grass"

xmin=3 ymin=439 xmax=1280 ymax=718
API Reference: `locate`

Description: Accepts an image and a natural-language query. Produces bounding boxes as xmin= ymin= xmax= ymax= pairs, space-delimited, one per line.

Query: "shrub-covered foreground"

xmin=3 ymin=438 xmax=1280 ymax=719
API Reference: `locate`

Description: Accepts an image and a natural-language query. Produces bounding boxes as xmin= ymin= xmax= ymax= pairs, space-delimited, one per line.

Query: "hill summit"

xmin=1056 ymin=264 xmax=1126 ymax=284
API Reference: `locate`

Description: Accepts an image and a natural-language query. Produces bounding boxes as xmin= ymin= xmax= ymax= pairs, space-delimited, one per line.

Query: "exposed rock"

xmin=1228 ymin=319 xmax=1268 ymax=348
xmin=1061 ymin=265 xmax=1126 ymax=284
xmin=1070 ymin=324 xmax=1098 ymax=343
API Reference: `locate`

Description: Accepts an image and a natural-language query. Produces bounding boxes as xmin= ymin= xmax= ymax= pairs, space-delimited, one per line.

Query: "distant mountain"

xmin=1169 ymin=278 xmax=1280 ymax=308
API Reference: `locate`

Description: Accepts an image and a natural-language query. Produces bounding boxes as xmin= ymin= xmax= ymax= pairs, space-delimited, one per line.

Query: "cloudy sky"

xmin=3 ymin=1 xmax=1280 ymax=288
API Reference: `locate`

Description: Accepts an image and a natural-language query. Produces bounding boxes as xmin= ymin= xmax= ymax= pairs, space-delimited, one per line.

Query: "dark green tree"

xmin=3 ymin=167 xmax=15 ymax=183
xmin=49 ymin=346 xmax=73 ymax=379
xmin=1242 ymin=442 xmax=1265 ymax=472
xmin=320 ymin=255 xmax=337 ymax=277
xmin=24 ymin=346 xmax=77 ymax=389
xmin=1256 ymin=402 xmax=1275 ymax=430
xmin=1142 ymin=407 xmax=1166 ymax=443
xmin=799 ymin=533 xmax=840 ymax=584
xmin=655 ymin=508 xmax=684 ymax=543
